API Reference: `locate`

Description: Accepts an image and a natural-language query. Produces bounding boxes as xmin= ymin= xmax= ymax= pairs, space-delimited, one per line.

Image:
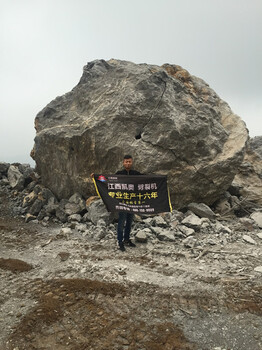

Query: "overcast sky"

xmin=1 ymin=0 xmax=261 ymax=165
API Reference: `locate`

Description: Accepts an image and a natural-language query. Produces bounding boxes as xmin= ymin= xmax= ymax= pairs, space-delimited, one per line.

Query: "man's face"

xmin=123 ymin=158 xmax=133 ymax=171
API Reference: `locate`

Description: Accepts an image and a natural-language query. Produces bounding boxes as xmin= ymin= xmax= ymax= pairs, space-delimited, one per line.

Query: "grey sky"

xmin=1 ymin=0 xmax=261 ymax=165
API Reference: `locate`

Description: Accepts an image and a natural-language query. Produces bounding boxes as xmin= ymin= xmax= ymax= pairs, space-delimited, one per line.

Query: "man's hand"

xmin=90 ymin=173 xmax=94 ymax=178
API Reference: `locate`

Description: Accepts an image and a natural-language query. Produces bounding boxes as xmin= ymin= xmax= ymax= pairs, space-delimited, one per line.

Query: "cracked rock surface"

xmin=32 ymin=59 xmax=248 ymax=208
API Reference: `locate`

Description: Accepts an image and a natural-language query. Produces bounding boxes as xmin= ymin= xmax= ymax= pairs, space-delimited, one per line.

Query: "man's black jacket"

xmin=115 ymin=169 xmax=142 ymax=175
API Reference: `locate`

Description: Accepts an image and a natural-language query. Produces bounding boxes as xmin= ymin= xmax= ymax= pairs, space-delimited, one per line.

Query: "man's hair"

xmin=123 ymin=154 xmax=132 ymax=159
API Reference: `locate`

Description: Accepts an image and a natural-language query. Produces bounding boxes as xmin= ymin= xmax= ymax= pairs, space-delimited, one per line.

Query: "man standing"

xmin=115 ymin=155 xmax=142 ymax=251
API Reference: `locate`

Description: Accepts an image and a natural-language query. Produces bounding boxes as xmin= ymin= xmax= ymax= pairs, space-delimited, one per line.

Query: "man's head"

xmin=123 ymin=155 xmax=133 ymax=171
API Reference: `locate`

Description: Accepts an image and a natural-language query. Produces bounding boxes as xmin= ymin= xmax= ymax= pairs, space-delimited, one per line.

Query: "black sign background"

xmin=93 ymin=174 xmax=172 ymax=214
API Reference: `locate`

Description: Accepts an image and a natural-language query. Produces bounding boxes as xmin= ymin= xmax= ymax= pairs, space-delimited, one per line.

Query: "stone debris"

xmin=68 ymin=214 xmax=82 ymax=222
xmin=187 ymin=202 xmax=216 ymax=220
xmin=85 ymin=199 xmax=114 ymax=225
xmin=7 ymin=165 xmax=26 ymax=191
xmin=183 ymin=236 xmax=197 ymax=248
xmin=242 ymin=235 xmax=257 ymax=245
xmin=60 ymin=227 xmax=72 ymax=236
xmin=181 ymin=213 xmax=204 ymax=231
xmin=153 ymin=215 xmax=168 ymax=227
xmin=158 ymin=230 xmax=176 ymax=242
xmin=257 ymin=232 xmax=262 ymax=239
xmin=178 ymin=225 xmax=195 ymax=237
xmin=254 ymin=266 xmax=262 ymax=273
xmin=250 ymin=211 xmax=262 ymax=228
xmin=1 ymin=160 xmax=262 ymax=253
xmin=135 ymin=229 xmax=149 ymax=243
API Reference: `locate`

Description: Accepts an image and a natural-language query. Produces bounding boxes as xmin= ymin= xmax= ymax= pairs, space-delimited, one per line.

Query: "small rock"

xmin=13 ymin=206 xmax=24 ymax=216
xmin=181 ymin=214 xmax=202 ymax=230
xmin=27 ymin=180 xmax=38 ymax=191
xmin=58 ymin=252 xmax=70 ymax=261
xmin=115 ymin=267 xmax=127 ymax=275
xmin=93 ymin=228 xmax=106 ymax=241
xmin=65 ymin=202 xmax=82 ymax=215
xmin=160 ymin=212 xmax=172 ymax=223
xmin=178 ymin=225 xmax=195 ymax=237
xmin=37 ymin=208 xmax=48 ymax=221
xmin=153 ymin=215 xmax=168 ymax=227
xmin=7 ymin=165 xmax=24 ymax=191
xmin=69 ymin=192 xmax=86 ymax=208
xmin=0 ymin=177 xmax=9 ymax=186
xmin=135 ymin=230 xmax=148 ymax=243
xmin=25 ymin=213 xmax=37 ymax=223
xmin=151 ymin=226 xmax=164 ymax=236
xmin=68 ymin=214 xmax=82 ymax=222
xmin=228 ymin=182 xmax=243 ymax=196
xmin=170 ymin=220 xmax=179 ymax=228
xmin=143 ymin=217 xmax=154 ymax=226
xmin=187 ymin=202 xmax=216 ymax=220
xmin=243 ymin=235 xmax=256 ymax=245
xmin=40 ymin=187 xmax=57 ymax=204
xmin=86 ymin=199 xmax=113 ymax=225
xmin=85 ymin=195 xmax=100 ymax=207
xmin=201 ymin=218 xmax=211 ymax=229
xmin=29 ymin=198 xmax=44 ymax=216
xmin=97 ymin=219 xmax=107 ymax=227
xmin=239 ymin=217 xmax=255 ymax=231
xmin=171 ymin=209 xmax=184 ymax=221
xmin=207 ymin=239 xmax=216 ymax=245
xmin=0 ymin=162 xmax=10 ymax=175
xmin=82 ymin=212 xmax=89 ymax=222
xmin=250 ymin=211 xmax=262 ymax=228
xmin=183 ymin=236 xmax=197 ymax=248
xmin=213 ymin=222 xmax=232 ymax=234
xmin=257 ymin=232 xmax=262 ymax=239
xmin=214 ymin=198 xmax=231 ymax=214
xmin=55 ymin=207 xmax=68 ymax=223
xmin=254 ymin=266 xmax=262 ymax=273
xmin=67 ymin=221 xmax=77 ymax=229
xmin=158 ymin=231 xmax=175 ymax=241
xmin=75 ymin=223 xmax=87 ymax=232
xmin=44 ymin=202 xmax=58 ymax=215
xmin=60 ymin=227 xmax=72 ymax=235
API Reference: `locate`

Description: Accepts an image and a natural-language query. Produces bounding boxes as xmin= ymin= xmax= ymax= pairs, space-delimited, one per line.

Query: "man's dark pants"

xmin=117 ymin=212 xmax=134 ymax=244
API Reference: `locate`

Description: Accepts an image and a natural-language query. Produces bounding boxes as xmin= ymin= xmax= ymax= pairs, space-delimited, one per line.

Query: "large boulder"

xmin=31 ymin=59 xmax=248 ymax=208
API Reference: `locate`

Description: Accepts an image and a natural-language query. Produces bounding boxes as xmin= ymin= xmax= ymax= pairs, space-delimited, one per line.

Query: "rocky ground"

xmin=0 ymin=178 xmax=262 ymax=350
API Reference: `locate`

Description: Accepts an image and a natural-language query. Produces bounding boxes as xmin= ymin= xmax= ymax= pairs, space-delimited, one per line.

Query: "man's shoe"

xmin=118 ymin=242 xmax=126 ymax=251
xmin=124 ymin=239 xmax=136 ymax=247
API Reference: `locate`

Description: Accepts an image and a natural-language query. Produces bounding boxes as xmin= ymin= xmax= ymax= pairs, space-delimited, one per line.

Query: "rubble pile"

xmin=1 ymin=161 xmax=262 ymax=258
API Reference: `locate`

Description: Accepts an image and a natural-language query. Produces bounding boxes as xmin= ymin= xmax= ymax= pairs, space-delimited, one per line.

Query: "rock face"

xmin=249 ymin=136 xmax=262 ymax=158
xmin=31 ymin=59 xmax=248 ymax=208
xmin=233 ymin=137 xmax=262 ymax=205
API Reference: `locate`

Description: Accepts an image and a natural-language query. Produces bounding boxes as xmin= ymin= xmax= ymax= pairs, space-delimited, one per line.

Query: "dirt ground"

xmin=0 ymin=187 xmax=262 ymax=350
